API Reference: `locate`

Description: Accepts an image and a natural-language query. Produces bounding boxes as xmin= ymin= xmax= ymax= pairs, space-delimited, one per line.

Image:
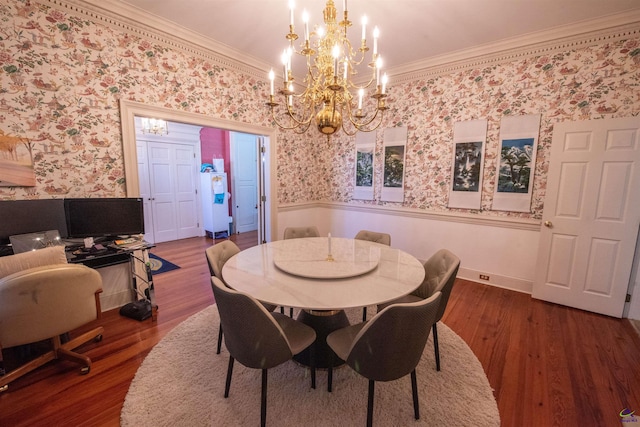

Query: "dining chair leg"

xmin=411 ymin=369 xmax=420 ymax=419
xmin=261 ymin=369 xmax=268 ymax=427
xmin=224 ymin=356 xmax=234 ymax=398
xmin=327 ymin=366 xmax=333 ymax=392
xmin=362 ymin=307 xmax=367 ymax=321
xmin=327 ymin=350 xmax=334 ymax=392
xmin=310 ymin=346 xmax=316 ymax=389
xmin=366 ymin=379 xmax=375 ymax=427
xmin=216 ymin=324 xmax=223 ymax=354
xmin=433 ymin=323 xmax=441 ymax=371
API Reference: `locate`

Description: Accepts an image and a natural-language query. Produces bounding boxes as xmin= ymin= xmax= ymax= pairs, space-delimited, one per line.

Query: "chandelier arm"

xmin=293 ymin=121 xmax=313 ymax=134
xmin=345 ymin=110 xmax=385 ymax=134
xmin=352 ymin=113 xmax=384 ymax=132
xmin=344 ymin=102 xmax=385 ymax=130
xmin=345 ymin=63 xmax=377 ymax=92
xmin=269 ymin=106 xmax=314 ymax=131
xmin=340 ymin=123 xmax=359 ymax=137
xmin=291 ymin=92 xmax=322 ymax=125
xmin=284 ymin=104 xmax=315 ymax=127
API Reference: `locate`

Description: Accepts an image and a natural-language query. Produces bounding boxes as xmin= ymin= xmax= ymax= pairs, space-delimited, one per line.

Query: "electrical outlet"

xmin=479 ymin=274 xmax=490 ymax=281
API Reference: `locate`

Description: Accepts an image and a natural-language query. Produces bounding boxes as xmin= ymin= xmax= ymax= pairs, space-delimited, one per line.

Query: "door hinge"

xmin=260 ymin=146 xmax=266 ymax=153
xmin=261 ymin=195 xmax=266 ymax=202
xmin=626 ymin=293 xmax=632 ymax=303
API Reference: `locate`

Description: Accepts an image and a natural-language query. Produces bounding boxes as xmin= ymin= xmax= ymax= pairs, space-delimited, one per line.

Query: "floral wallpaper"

xmin=0 ymin=0 xmax=638 ymax=223
xmin=0 ymin=0 xmax=271 ymax=199
xmin=315 ymin=38 xmax=640 ymax=220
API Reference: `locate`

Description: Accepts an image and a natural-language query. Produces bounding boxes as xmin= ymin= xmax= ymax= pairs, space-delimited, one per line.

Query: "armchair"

xmin=0 ymin=247 xmax=104 ymax=392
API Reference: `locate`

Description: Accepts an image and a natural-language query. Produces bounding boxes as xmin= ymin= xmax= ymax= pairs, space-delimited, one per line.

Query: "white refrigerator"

xmin=201 ymin=172 xmax=231 ymax=237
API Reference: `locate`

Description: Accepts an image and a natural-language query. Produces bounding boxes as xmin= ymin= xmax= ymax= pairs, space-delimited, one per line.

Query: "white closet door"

xmin=231 ymin=132 xmax=259 ymax=233
xmin=533 ymin=117 xmax=640 ymax=317
xmin=173 ymin=144 xmax=199 ymax=239
xmin=148 ymin=141 xmax=178 ymax=243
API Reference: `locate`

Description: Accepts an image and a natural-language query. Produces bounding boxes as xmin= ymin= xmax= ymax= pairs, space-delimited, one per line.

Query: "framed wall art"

xmin=0 ymin=130 xmax=35 ymax=187
xmin=448 ymin=119 xmax=487 ymax=209
xmin=353 ymin=131 xmax=376 ymax=200
xmin=492 ymin=114 xmax=541 ymax=212
xmin=380 ymin=126 xmax=407 ymax=203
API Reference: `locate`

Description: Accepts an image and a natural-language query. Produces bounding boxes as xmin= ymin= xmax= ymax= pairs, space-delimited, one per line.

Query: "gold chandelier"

xmin=140 ymin=117 xmax=168 ymax=136
xmin=266 ymin=0 xmax=388 ymax=139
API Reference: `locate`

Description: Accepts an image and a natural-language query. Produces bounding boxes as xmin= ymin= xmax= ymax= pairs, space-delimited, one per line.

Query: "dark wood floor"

xmin=1 ymin=233 xmax=639 ymax=427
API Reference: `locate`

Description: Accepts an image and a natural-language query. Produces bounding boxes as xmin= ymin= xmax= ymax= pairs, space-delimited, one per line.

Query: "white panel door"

xmin=231 ymin=132 xmax=259 ymax=233
xmin=173 ymin=144 xmax=199 ymax=239
xmin=533 ymin=117 xmax=640 ymax=317
xmin=146 ymin=141 xmax=199 ymax=243
xmin=148 ymin=142 xmax=178 ymax=243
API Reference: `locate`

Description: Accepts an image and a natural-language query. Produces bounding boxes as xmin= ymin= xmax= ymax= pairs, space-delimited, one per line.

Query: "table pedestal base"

xmin=293 ymin=309 xmax=349 ymax=368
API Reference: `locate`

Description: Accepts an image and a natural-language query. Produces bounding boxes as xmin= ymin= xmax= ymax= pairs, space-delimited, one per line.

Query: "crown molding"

xmin=46 ymin=0 xmax=270 ymax=79
xmin=44 ymin=1 xmax=640 ymax=84
xmin=388 ymin=9 xmax=640 ymax=83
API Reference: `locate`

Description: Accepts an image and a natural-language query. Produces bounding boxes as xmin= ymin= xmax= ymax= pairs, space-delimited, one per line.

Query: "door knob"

xmin=544 ymin=220 xmax=553 ymax=228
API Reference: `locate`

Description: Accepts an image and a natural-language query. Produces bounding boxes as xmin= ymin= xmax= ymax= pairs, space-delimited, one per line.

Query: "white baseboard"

xmin=458 ymin=266 xmax=533 ymax=294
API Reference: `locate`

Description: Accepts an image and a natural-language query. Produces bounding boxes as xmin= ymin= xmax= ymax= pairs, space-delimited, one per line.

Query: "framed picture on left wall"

xmin=0 ymin=130 xmax=36 ymax=186
xmin=380 ymin=126 xmax=407 ymax=203
xmin=354 ymin=131 xmax=376 ymax=200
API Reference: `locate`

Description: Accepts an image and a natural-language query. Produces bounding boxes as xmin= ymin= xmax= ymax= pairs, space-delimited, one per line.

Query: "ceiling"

xmin=108 ymin=0 xmax=639 ymax=75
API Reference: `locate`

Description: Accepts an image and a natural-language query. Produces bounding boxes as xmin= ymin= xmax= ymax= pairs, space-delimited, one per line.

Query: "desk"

xmin=68 ymin=242 xmax=156 ymax=319
xmin=222 ymin=237 xmax=425 ymax=367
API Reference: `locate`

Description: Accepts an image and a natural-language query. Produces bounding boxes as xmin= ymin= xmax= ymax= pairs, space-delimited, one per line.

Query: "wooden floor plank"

xmin=1 ymin=234 xmax=639 ymax=427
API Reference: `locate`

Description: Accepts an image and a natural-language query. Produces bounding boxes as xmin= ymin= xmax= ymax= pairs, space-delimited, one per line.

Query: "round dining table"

xmin=221 ymin=236 xmax=425 ymax=367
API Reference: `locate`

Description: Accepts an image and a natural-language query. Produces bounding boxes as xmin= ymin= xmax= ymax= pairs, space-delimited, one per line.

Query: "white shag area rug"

xmin=121 ymin=305 xmax=500 ymax=426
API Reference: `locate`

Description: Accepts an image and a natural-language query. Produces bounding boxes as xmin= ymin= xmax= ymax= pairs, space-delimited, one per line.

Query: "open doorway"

xmin=200 ymin=129 xmax=261 ymax=239
xmin=119 ymin=100 xmax=276 ymax=244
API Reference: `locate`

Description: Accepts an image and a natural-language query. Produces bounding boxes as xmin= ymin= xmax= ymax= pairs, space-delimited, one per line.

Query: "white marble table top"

xmin=221 ymin=237 xmax=425 ymax=311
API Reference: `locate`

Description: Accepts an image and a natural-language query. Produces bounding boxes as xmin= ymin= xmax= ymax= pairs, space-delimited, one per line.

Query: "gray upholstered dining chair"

xmin=281 ymin=225 xmax=320 ymax=317
xmin=354 ymin=229 xmax=391 ymax=246
xmin=211 ymin=276 xmax=317 ymax=427
xmin=206 ymin=240 xmax=277 ymax=354
xmin=205 ymin=240 xmax=240 ymax=280
xmin=378 ymin=248 xmax=460 ymax=371
xmin=355 ymin=229 xmax=392 ymax=321
xmin=283 ymin=225 xmax=320 ymax=240
xmin=327 ymin=292 xmax=442 ymax=427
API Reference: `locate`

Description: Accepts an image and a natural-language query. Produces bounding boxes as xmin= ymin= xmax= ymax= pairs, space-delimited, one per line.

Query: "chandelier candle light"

xmin=267 ymin=0 xmax=389 ymax=140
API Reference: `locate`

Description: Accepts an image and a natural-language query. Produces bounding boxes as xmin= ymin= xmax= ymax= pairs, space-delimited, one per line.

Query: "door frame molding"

xmin=119 ymin=99 xmax=277 ymax=242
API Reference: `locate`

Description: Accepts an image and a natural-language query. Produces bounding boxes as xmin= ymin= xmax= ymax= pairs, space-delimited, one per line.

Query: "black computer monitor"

xmin=64 ymin=198 xmax=145 ymax=239
xmin=0 ymin=199 xmax=67 ymax=244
